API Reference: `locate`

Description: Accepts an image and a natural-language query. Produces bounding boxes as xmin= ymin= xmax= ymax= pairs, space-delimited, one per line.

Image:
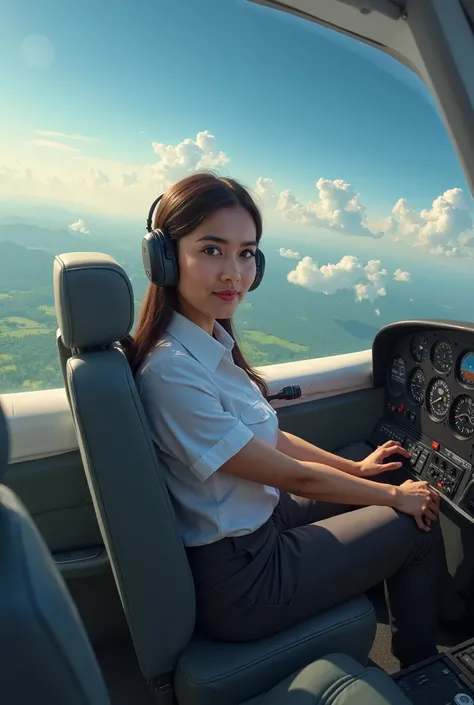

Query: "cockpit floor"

xmin=95 ymin=640 xmax=154 ymax=705
xmin=367 ymin=585 xmax=458 ymax=674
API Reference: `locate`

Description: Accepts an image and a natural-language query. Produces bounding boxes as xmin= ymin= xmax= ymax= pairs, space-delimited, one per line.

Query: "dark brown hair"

xmin=124 ymin=171 xmax=268 ymax=396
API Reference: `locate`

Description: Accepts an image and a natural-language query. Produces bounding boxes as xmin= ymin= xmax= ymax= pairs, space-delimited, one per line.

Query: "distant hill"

xmin=0 ymin=241 xmax=54 ymax=292
xmin=0 ymin=223 xmax=87 ymax=254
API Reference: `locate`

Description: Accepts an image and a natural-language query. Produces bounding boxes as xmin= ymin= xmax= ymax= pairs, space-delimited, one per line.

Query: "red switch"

xmin=437 ymin=482 xmax=444 ymax=488
xmin=432 ymin=441 xmax=440 ymax=450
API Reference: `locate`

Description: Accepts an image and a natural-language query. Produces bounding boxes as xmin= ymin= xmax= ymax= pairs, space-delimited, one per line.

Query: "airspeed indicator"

xmin=427 ymin=378 xmax=451 ymax=421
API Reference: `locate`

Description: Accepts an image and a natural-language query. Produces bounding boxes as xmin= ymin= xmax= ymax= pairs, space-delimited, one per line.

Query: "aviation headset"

xmin=142 ymin=194 xmax=265 ymax=291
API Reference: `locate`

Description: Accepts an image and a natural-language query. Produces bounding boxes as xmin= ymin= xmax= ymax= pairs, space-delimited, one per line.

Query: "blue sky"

xmin=1 ymin=0 xmax=473 ymax=274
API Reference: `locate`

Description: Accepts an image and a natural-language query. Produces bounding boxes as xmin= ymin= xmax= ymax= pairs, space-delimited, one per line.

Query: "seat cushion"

xmin=243 ymin=653 xmax=411 ymax=705
xmin=175 ymin=595 xmax=376 ymax=705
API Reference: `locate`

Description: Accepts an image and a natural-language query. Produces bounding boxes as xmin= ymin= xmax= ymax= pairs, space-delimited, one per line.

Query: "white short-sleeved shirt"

xmin=136 ymin=311 xmax=280 ymax=547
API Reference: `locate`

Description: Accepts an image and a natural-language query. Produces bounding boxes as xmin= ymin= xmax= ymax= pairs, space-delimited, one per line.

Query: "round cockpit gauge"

xmin=431 ymin=340 xmax=453 ymax=374
xmin=389 ymin=356 xmax=406 ymax=396
xmin=427 ymin=377 xmax=451 ymax=420
xmin=410 ymin=335 xmax=429 ymax=363
xmin=459 ymin=351 xmax=474 ymax=388
xmin=408 ymin=367 xmax=426 ymax=405
xmin=450 ymin=395 xmax=474 ymax=440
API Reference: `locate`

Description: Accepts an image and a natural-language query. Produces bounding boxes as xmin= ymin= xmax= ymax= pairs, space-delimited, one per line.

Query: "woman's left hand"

xmin=357 ymin=440 xmax=411 ymax=478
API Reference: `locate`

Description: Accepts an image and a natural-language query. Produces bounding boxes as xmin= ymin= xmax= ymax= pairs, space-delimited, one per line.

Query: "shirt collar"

xmin=166 ymin=311 xmax=234 ymax=373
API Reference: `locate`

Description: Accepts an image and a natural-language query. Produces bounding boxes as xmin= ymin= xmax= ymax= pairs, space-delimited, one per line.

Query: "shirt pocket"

xmin=240 ymin=399 xmax=273 ymax=427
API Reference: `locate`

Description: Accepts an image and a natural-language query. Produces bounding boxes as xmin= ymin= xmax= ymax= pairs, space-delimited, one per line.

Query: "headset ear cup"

xmin=249 ymin=249 xmax=265 ymax=292
xmin=142 ymin=229 xmax=179 ymax=287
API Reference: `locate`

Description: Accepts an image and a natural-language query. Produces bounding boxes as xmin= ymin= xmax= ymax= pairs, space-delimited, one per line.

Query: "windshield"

xmin=1 ymin=0 xmax=473 ymax=392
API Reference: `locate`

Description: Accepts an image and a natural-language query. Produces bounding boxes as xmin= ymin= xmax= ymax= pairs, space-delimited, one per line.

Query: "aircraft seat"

xmin=0 ymin=395 xmax=411 ymax=704
xmin=53 ymin=251 xmax=380 ymax=705
xmin=0 ymin=401 xmax=111 ymax=704
xmin=242 ymin=652 xmax=411 ymax=705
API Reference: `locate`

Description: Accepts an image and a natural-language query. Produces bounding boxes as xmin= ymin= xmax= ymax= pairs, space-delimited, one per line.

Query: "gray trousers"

xmin=186 ymin=442 xmax=462 ymax=668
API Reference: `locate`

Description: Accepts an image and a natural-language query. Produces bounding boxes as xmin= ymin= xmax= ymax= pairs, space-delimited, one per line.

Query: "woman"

xmin=128 ymin=171 xmax=464 ymax=669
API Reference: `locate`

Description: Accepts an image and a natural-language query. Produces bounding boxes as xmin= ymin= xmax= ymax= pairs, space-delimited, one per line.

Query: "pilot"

xmin=127 ymin=171 xmax=466 ymax=670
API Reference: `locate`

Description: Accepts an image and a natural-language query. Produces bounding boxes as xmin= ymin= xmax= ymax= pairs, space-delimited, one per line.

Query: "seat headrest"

xmin=0 ymin=401 xmax=10 ymax=482
xmin=53 ymin=253 xmax=134 ymax=350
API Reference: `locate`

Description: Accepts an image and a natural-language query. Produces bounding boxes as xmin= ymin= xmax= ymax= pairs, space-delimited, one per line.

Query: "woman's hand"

xmin=357 ymin=440 xmax=411 ymax=477
xmin=393 ymin=479 xmax=440 ymax=531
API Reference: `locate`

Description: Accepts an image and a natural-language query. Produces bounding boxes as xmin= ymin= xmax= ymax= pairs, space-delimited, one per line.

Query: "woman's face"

xmin=176 ymin=205 xmax=258 ymax=332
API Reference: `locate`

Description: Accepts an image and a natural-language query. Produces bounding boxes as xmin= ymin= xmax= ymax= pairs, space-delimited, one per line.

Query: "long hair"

xmin=124 ymin=171 xmax=268 ymax=396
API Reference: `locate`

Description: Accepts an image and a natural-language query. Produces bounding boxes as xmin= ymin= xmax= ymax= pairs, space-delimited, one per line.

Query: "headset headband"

xmin=146 ymin=194 xmax=164 ymax=233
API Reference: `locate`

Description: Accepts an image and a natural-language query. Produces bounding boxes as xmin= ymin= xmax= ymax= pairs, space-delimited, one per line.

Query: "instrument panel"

xmin=369 ymin=321 xmax=474 ymax=523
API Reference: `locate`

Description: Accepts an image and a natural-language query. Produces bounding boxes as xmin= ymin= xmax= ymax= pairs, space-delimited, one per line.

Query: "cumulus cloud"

xmin=0 ymin=130 xmax=232 ymax=215
xmin=28 ymin=139 xmax=79 ymax=153
xmin=5 ymin=126 xmax=474 ymax=248
xmin=279 ymin=247 xmax=300 ymax=259
xmin=393 ymin=268 xmax=411 ymax=282
xmin=88 ymin=169 xmax=110 ymax=187
xmin=287 ymin=255 xmax=410 ymax=303
xmin=381 ymin=188 xmax=474 ymax=256
xmin=354 ymin=259 xmax=388 ymax=302
xmin=256 ymin=176 xmax=382 ymax=238
xmin=69 ymin=218 xmax=90 ymax=234
xmin=288 ymin=255 xmax=386 ymax=302
xmin=121 ymin=171 xmax=139 ymax=186
xmin=149 ymin=130 xmax=229 ymax=185
xmin=257 ymin=175 xmax=474 ymax=259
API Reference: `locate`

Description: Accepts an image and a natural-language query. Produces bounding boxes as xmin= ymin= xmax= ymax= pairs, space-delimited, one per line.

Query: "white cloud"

xmin=393 ymin=268 xmax=411 ymax=282
xmin=354 ymin=259 xmax=388 ymax=303
xmin=2 ymin=127 xmax=474 ymax=253
xmin=279 ymin=247 xmax=300 ymax=259
xmin=87 ymin=169 xmax=110 ymax=187
xmin=0 ymin=130 xmax=233 ymax=215
xmin=287 ymin=255 xmax=410 ymax=303
xmin=69 ymin=218 xmax=90 ymax=234
xmin=382 ymin=188 xmax=474 ymax=256
xmin=121 ymin=171 xmax=139 ymax=187
xmin=375 ymin=308 xmax=381 ymax=316
xmin=258 ymin=176 xmax=474 ymax=259
xmin=288 ymin=255 xmax=387 ymax=302
xmin=461 ymin=233 xmax=474 ymax=247
xmin=28 ymin=139 xmax=79 ymax=153
xmin=429 ymin=245 xmax=462 ymax=257
xmin=257 ymin=176 xmax=382 ymax=238
xmin=149 ymin=130 xmax=229 ymax=185
xmin=34 ymin=129 xmax=98 ymax=143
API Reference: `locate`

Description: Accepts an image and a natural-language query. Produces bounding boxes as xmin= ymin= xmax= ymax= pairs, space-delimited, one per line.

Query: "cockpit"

xmin=1 ymin=0 xmax=474 ymax=704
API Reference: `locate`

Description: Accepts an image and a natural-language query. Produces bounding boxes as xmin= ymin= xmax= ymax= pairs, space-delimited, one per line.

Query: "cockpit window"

xmin=0 ymin=0 xmax=473 ymax=393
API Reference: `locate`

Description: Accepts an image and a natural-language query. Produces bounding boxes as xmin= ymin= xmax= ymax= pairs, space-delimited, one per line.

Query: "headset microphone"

xmin=267 ymin=385 xmax=301 ymax=402
xmin=141 ymin=193 xmax=266 ymax=291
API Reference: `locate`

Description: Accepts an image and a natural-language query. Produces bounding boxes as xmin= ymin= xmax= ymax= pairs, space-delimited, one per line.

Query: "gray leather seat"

xmin=53 ymin=252 xmax=379 ymax=705
xmin=244 ymin=653 xmax=411 ymax=705
xmin=0 ymin=400 xmax=111 ymax=705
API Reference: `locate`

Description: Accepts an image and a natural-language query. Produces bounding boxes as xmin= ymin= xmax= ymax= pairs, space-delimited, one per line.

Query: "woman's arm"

xmin=276 ymin=430 xmax=411 ymax=478
xmin=276 ymin=430 xmax=360 ymax=474
xmin=220 ymin=435 xmax=437 ymax=530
